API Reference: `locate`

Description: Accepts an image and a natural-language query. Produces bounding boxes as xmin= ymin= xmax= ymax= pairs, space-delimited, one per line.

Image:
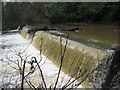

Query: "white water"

xmin=0 ymin=32 xmax=83 ymax=88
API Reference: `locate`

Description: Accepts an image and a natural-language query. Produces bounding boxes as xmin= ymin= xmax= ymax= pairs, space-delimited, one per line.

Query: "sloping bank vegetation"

xmin=2 ymin=2 xmax=120 ymax=30
xmin=20 ymin=26 xmax=120 ymax=89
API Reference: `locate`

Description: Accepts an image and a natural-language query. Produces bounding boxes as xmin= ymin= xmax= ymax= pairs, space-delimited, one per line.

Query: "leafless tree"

xmin=1 ymin=33 xmax=98 ymax=89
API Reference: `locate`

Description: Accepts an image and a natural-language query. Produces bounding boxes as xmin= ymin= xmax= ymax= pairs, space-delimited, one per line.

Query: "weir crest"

xmin=20 ymin=26 xmax=120 ymax=88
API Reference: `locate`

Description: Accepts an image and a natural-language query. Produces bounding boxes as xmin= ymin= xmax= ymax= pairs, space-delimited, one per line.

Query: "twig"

xmin=63 ymin=68 xmax=79 ymax=88
xmin=75 ymin=66 xmax=99 ymax=88
xmin=24 ymin=78 xmax=33 ymax=89
xmin=54 ymin=35 xmax=69 ymax=89
xmin=34 ymin=57 xmax=47 ymax=89
xmin=62 ymin=70 xmax=88 ymax=89
xmin=21 ymin=60 xmax=26 ymax=90
xmin=20 ymin=42 xmax=31 ymax=55
xmin=29 ymin=80 xmax=36 ymax=89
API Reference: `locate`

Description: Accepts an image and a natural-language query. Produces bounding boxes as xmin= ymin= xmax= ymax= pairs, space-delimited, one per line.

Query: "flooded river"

xmin=50 ymin=24 xmax=119 ymax=49
xmin=0 ymin=24 xmax=119 ymax=88
xmin=0 ymin=31 xmax=82 ymax=88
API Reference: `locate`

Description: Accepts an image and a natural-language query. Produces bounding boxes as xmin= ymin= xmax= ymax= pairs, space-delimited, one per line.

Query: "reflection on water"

xmin=0 ymin=32 xmax=81 ymax=88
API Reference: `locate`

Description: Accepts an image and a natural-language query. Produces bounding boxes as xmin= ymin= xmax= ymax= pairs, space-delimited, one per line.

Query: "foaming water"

xmin=20 ymin=25 xmax=119 ymax=88
xmin=0 ymin=32 xmax=82 ymax=88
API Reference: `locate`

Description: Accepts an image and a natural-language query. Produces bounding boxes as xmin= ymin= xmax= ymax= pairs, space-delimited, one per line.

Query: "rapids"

xmin=0 ymin=31 xmax=82 ymax=88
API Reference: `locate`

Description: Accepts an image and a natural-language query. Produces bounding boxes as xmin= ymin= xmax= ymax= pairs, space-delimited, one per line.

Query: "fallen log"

xmin=27 ymin=26 xmax=79 ymax=34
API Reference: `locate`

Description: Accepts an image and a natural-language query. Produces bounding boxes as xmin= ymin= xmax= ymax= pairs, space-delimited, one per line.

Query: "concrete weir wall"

xmin=21 ymin=27 xmax=112 ymax=88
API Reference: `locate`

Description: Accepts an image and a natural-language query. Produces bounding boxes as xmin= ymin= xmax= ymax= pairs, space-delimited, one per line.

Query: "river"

xmin=0 ymin=24 xmax=119 ymax=88
xmin=0 ymin=30 xmax=82 ymax=88
xmin=50 ymin=24 xmax=119 ymax=49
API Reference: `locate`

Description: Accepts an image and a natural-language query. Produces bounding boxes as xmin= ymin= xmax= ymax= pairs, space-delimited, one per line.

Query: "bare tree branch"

xmin=34 ymin=57 xmax=47 ymax=89
xmin=54 ymin=35 xmax=69 ymax=89
xmin=21 ymin=60 xmax=26 ymax=90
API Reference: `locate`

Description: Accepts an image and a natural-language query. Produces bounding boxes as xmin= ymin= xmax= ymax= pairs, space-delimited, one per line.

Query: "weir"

xmin=20 ymin=26 xmax=119 ymax=88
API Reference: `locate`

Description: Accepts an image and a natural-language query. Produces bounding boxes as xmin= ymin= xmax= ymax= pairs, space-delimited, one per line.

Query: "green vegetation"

xmin=48 ymin=2 xmax=120 ymax=23
xmin=2 ymin=2 xmax=120 ymax=30
xmin=2 ymin=2 xmax=48 ymax=30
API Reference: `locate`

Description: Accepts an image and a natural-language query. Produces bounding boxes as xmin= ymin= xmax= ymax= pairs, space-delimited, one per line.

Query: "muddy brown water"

xmin=48 ymin=24 xmax=119 ymax=49
xmin=1 ymin=24 xmax=119 ymax=88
